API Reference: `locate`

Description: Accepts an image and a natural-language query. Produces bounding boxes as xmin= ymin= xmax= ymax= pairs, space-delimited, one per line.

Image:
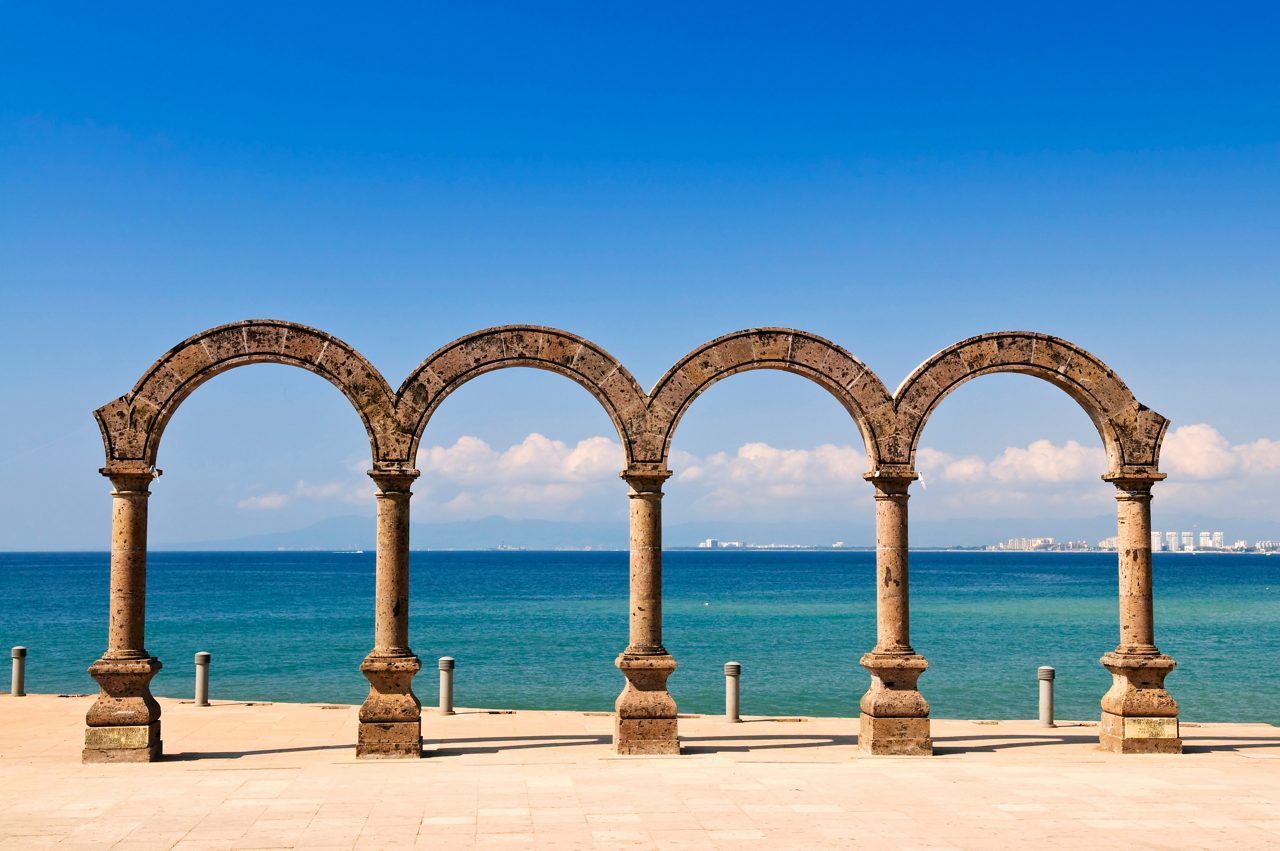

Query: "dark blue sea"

xmin=1 ymin=551 xmax=1276 ymax=724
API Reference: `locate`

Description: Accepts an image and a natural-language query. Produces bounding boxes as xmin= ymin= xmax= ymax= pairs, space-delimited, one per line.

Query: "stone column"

xmin=1098 ymin=473 xmax=1181 ymax=754
xmin=613 ymin=467 xmax=679 ymax=755
xmin=84 ymin=467 xmax=164 ymax=763
xmin=357 ymin=468 xmax=423 ymax=758
xmin=858 ymin=471 xmax=932 ymax=756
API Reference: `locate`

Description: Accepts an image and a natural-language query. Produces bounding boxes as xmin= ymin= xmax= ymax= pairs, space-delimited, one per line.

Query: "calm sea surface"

xmin=1 ymin=551 xmax=1276 ymax=724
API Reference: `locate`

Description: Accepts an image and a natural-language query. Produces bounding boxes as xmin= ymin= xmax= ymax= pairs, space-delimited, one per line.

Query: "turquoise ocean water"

xmin=1 ymin=551 xmax=1276 ymax=724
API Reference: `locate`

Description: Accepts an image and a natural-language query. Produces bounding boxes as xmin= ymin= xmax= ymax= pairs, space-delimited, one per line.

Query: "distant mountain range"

xmin=152 ymin=513 xmax=1138 ymax=551
xmin=157 ymin=514 xmax=857 ymax=551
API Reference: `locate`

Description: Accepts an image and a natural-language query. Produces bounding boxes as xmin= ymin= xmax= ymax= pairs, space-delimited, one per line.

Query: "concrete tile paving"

xmin=1 ymin=695 xmax=1277 ymax=849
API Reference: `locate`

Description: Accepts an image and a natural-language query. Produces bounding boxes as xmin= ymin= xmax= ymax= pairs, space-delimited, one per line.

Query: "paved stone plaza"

xmin=3 ymin=694 xmax=1278 ymax=849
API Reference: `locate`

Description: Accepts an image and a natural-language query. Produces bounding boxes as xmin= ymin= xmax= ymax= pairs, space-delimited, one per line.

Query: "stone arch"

xmin=892 ymin=332 xmax=1169 ymax=474
xmin=94 ymin=319 xmax=401 ymax=469
xmin=395 ymin=326 xmax=648 ymax=465
xmin=645 ymin=329 xmax=894 ymax=471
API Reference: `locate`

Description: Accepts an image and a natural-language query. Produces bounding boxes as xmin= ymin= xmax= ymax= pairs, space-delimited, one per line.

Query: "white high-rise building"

xmin=1151 ymin=531 xmax=1162 ymax=552
xmin=1166 ymin=531 xmax=1178 ymax=551
xmin=1199 ymin=531 xmax=1213 ymax=549
xmin=1212 ymin=531 xmax=1224 ymax=548
xmin=1182 ymin=531 xmax=1195 ymax=551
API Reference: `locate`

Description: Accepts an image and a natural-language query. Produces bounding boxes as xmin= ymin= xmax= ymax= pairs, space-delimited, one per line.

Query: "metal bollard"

xmin=724 ymin=661 xmax=741 ymax=722
xmin=1038 ymin=665 xmax=1055 ymax=727
xmin=438 ymin=657 xmax=455 ymax=715
xmin=194 ymin=651 xmax=211 ymax=707
xmin=11 ymin=647 xmax=26 ymax=697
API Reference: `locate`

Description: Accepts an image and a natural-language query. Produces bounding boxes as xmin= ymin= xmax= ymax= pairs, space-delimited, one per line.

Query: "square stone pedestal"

xmin=614 ymin=653 xmax=680 ymax=755
xmin=357 ymin=653 xmax=422 ymax=759
xmin=356 ymin=720 xmax=421 ymax=758
xmin=1098 ymin=652 xmax=1181 ymax=754
xmin=1099 ymin=711 xmax=1182 ymax=754
xmin=615 ymin=718 xmax=680 ymax=755
xmin=83 ymin=721 xmax=162 ymax=763
xmin=859 ymin=714 xmax=933 ymax=756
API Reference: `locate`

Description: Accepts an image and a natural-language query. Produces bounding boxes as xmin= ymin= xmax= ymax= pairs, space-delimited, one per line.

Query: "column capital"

xmin=1102 ymin=469 xmax=1166 ymax=494
xmin=620 ymin=465 xmax=672 ymax=494
xmin=863 ymin=468 xmax=918 ymax=496
xmin=367 ymin=467 xmax=420 ymax=494
xmin=101 ymin=463 xmax=160 ymax=493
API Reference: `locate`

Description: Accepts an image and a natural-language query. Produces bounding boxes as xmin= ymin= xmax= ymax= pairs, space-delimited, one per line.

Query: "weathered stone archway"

xmin=891 ymin=331 xmax=1168 ymax=474
xmin=86 ymin=320 xmax=405 ymax=762
xmin=393 ymin=326 xmax=668 ymax=753
xmin=395 ymin=326 xmax=648 ymax=466
xmin=95 ymin=319 xmax=402 ymax=469
xmin=83 ymin=321 xmax=1177 ymax=763
xmin=644 ymin=328 xmax=893 ymax=470
xmin=612 ymin=329 xmax=893 ymax=753
xmin=853 ymin=331 xmax=1178 ymax=757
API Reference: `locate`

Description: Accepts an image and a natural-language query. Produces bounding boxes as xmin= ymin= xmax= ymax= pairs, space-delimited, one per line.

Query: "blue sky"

xmin=2 ymin=3 xmax=1278 ymax=548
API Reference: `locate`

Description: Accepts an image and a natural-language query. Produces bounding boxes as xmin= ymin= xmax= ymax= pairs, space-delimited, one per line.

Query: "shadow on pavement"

xmin=680 ymin=734 xmax=857 ymax=754
xmin=428 ymin=734 xmax=611 ymax=756
xmin=167 ymin=743 xmax=354 ymax=760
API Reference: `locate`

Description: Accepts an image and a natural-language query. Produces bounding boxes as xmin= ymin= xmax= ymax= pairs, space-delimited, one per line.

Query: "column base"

xmin=857 ymin=652 xmax=931 ymax=756
xmin=1099 ymin=711 xmax=1181 ymax=753
xmin=614 ymin=718 xmax=680 ymax=755
xmin=358 ymin=653 xmax=422 ymax=759
xmin=356 ymin=720 xmax=422 ymax=758
xmin=1098 ymin=652 xmax=1180 ymax=754
xmin=859 ymin=713 xmax=933 ymax=756
xmin=614 ymin=653 xmax=679 ymax=755
xmin=83 ymin=721 xmax=162 ymax=763
xmin=84 ymin=655 xmax=163 ymax=763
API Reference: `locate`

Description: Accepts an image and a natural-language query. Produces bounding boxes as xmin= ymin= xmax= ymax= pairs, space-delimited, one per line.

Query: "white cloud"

xmin=1235 ymin=438 xmax=1280 ymax=475
xmin=234 ymin=426 xmax=1280 ymax=526
xmin=1161 ymin=423 xmax=1280 ymax=480
xmin=412 ymin=434 xmax=625 ymax=519
xmin=915 ymin=439 xmax=1119 ymax=519
xmin=917 ymin=447 xmax=986 ymax=482
xmin=677 ymin=442 xmax=863 ymax=485
xmin=237 ymin=492 xmax=290 ymax=510
xmin=419 ymin=433 xmax=622 ymax=485
xmin=916 ymin=439 xmax=1104 ymax=484
xmin=1161 ymin=423 xmax=1238 ymax=479
xmin=915 ymin=427 xmax=1280 ymax=522
xmin=670 ymin=442 xmax=865 ymax=515
xmin=988 ymin=439 xmax=1104 ymax=482
xmin=237 ymin=477 xmax=371 ymax=510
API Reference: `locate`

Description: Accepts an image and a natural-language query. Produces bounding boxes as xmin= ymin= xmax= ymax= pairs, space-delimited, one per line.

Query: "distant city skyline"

xmin=2 ymin=5 xmax=1278 ymax=549
xmin=992 ymin=529 xmax=1279 ymax=554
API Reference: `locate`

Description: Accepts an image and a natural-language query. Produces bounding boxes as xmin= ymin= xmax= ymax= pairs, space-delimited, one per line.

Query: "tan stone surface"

xmin=892 ymin=331 xmax=1170 ymax=472
xmin=645 ymin=328 xmax=892 ymax=470
xmin=5 ymin=695 xmax=1279 ymax=849
xmin=94 ymin=322 xmax=1170 ymax=482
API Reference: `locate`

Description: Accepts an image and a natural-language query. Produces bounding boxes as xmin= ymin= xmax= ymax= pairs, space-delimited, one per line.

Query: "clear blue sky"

xmin=2 ymin=3 xmax=1278 ymax=548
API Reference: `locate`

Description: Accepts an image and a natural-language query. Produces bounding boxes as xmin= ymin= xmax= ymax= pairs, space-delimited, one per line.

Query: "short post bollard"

xmin=194 ymin=651 xmax=211 ymax=707
xmin=1038 ymin=665 xmax=1055 ymax=727
xmin=11 ymin=647 xmax=26 ymax=697
xmin=724 ymin=661 xmax=741 ymax=722
xmin=438 ymin=656 xmax=455 ymax=715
